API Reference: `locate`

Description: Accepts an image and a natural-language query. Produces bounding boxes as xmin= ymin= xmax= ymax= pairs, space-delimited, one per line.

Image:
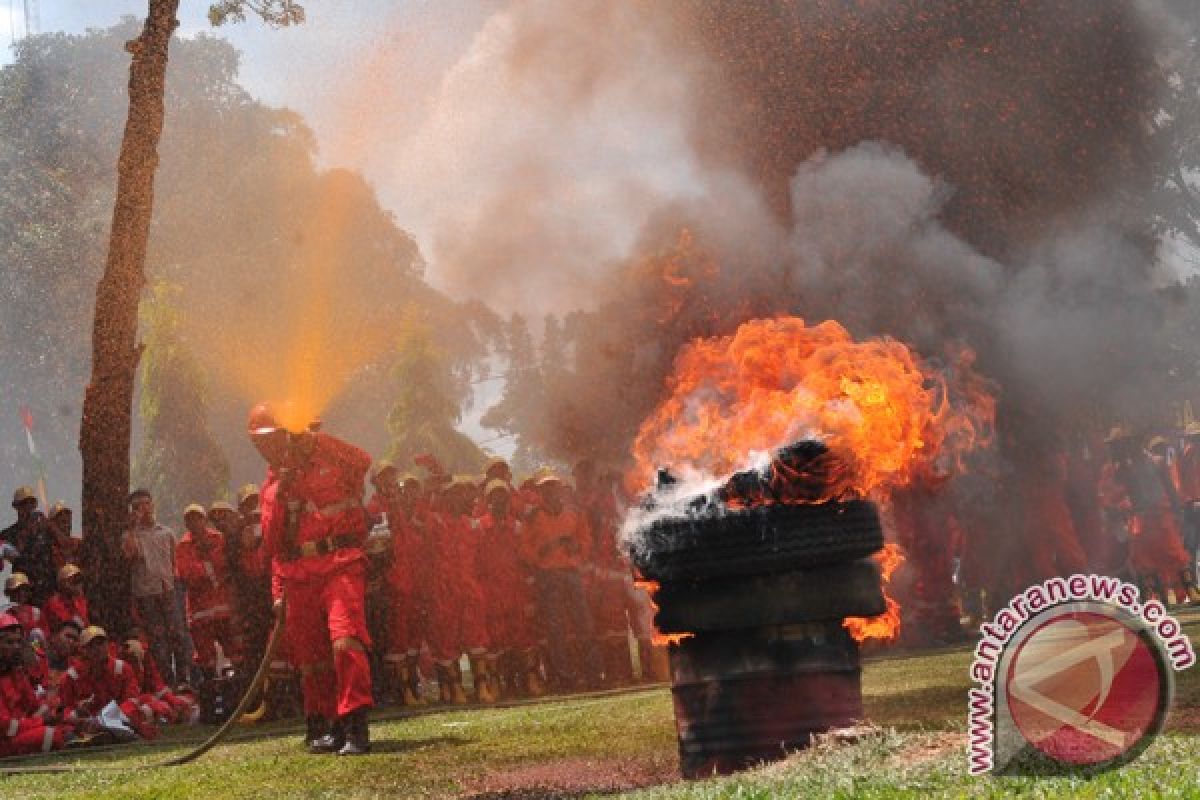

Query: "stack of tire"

xmin=629 ymin=441 xmax=886 ymax=779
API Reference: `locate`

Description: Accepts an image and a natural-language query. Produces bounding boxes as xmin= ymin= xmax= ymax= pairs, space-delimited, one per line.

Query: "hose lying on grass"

xmin=0 ymin=600 xmax=286 ymax=775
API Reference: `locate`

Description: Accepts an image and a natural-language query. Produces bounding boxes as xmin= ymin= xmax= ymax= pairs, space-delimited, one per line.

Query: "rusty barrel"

xmin=668 ymin=622 xmax=862 ymax=779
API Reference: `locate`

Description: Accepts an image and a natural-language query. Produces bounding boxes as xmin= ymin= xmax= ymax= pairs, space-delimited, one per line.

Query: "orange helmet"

xmin=248 ymin=403 xmax=280 ymax=436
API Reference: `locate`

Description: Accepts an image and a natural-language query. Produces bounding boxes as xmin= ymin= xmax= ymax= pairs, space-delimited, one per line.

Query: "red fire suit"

xmin=476 ymin=511 xmax=534 ymax=651
xmin=43 ymin=592 xmax=88 ymax=634
xmin=261 ymin=432 xmax=373 ymax=720
xmin=1101 ymin=459 xmax=1191 ymax=588
xmin=128 ymin=651 xmax=194 ymax=723
xmin=425 ymin=511 xmax=488 ymax=663
xmin=0 ymin=667 xmax=71 ymax=755
xmin=581 ymin=495 xmax=632 ymax=642
xmin=11 ymin=604 xmax=46 ymax=642
xmin=176 ymin=526 xmax=238 ymax=669
xmin=1016 ymin=467 xmax=1088 ymax=584
xmin=890 ymin=484 xmax=961 ymax=642
xmin=60 ymin=656 xmax=156 ymax=738
xmin=381 ymin=503 xmax=427 ymax=661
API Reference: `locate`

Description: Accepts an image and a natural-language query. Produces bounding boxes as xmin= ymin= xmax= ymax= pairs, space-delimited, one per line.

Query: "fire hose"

xmin=0 ymin=598 xmax=286 ymax=775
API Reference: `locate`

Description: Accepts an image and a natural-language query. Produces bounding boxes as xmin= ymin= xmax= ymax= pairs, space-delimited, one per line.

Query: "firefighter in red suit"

xmin=248 ymin=403 xmax=373 ymax=756
xmin=5 ymin=573 xmax=47 ymax=643
xmin=60 ymin=626 xmax=157 ymax=739
xmin=573 ymin=461 xmax=634 ymax=686
xmin=43 ymin=564 xmax=89 ymax=634
xmin=371 ymin=466 xmax=427 ymax=706
xmin=120 ymin=635 xmax=197 ymax=724
xmin=1174 ymin=423 xmax=1200 ymax=603
xmin=0 ymin=613 xmax=75 ymax=755
xmin=426 ymin=478 xmax=494 ymax=705
xmin=477 ymin=480 xmax=541 ymax=698
xmin=176 ymin=504 xmax=238 ymax=674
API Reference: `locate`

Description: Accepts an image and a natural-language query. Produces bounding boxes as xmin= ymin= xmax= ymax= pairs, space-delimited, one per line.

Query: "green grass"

xmin=2 ymin=615 xmax=1197 ymax=799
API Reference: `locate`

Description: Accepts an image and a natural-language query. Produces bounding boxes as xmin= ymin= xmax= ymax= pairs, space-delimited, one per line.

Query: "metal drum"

xmin=668 ymin=622 xmax=862 ymax=779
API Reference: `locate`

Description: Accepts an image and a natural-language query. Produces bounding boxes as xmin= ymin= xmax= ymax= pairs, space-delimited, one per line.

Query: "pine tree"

xmin=387 ymin=313 xmax=485 ymax=475
xmin=481 ymin=313 xmax=544 ymax=474
xmin=133 ymin=282 xmax=229 ymax=523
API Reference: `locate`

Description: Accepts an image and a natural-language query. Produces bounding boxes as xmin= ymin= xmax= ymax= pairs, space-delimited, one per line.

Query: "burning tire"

xmin=632 ymin=499 xmax=884 ymax=583
xmin=652 ymin=557 xmax=885 ymax=634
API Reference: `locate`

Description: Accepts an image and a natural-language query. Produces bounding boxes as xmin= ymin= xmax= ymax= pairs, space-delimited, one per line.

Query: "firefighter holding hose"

xmin=247 ymin=403 xmax=374 ymax=756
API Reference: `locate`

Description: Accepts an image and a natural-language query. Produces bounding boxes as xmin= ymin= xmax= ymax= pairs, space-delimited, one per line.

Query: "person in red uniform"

xmin=176 ymin=504 xmax=238 ymax=674
xmin=573 ymin=461 xmax=634 ymax=686
xmin=249 ymin=403 xmax=373 ymax=755
xmin=60 ymin=626 xmax=157 ymax=740
xmin=0 ymin=613 xmax=76 ymax=755
xmin=477 ymin=480 xmax=541 ymax=698
xmin=119 ymin=634 xmax=197 ymax=724
xmin=1101 ymin=429 xmax=1197 ymax=605
xmin=425 ymin=477 xmax=494 ymax=704
xmin=520 ymin=472 xmax=598 ymax=690
xmin=43 ymin=564 xmax=89 ymax=634
xmin=1015 ymin=453 xmax=1088 ymax=585
xmin=5 ymin=573 xmax=47 ymax=644
xmin=373 ymin=468 xmax=427 ymax=706
xmin=1175 ymin=422 xmax=1200 ymax=603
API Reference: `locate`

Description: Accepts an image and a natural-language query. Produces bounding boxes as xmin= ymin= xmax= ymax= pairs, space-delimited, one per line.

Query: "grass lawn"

xmin=3 ymin=614 xmax=1197 ymax=799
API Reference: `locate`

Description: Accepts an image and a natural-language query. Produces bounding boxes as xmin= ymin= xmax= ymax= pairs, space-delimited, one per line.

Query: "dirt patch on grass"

xmin=1168 ymin=707 xmax=1200 ymax=733
xmin=462 ymin=753 xmax=679 ymax=798
xmin=889 ymin=732 xmax=965 ymax=767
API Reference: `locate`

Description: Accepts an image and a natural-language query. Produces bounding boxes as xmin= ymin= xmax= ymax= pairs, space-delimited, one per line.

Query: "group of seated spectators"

xmin=0 ymin=454 xmax=665 ymax=754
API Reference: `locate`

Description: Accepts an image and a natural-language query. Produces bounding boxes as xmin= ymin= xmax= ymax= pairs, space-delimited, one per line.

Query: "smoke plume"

xmin=410 ymin=0 xmax=1188 ymax=475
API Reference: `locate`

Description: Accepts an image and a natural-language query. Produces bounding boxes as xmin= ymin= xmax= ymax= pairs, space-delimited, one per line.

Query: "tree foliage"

xmin=480 ymin=313 xmax=544 ymax=474
xmin=133 ymin=282 xmax=229 ymax=521
xmin=0 ymin=22 xmax=476 ymax=499
xmin=387 ymin=312 xmax=485 ymax=475
xmin=208 ymin=0 xmax=305 ymax=28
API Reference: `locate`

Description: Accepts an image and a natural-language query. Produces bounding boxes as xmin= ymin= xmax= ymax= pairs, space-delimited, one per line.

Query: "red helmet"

xmin=247 ymin=403 xmax=280 ymax=436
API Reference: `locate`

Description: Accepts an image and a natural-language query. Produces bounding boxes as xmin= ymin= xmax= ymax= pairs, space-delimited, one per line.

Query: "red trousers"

xmin=386 ymin=586 xmax=424 ymax=658
xmin=0 ymin=723 xmax=69 ymax=756
xmin=283 ymin=561 xmax=373 ymax=718
xmin=426 ymin=583 xmax=488 ymax=663
xmin=589 ymin=571 xmax=630 ymax=640
xmin=1131 ymin=510 xmax=1191 ymax=586
xmin=485 ymin=579 xmax=535 ymax=651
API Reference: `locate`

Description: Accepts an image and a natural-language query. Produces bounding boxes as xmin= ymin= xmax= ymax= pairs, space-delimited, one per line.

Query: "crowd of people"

xmin=896 ymin=424 xmax=1200 ymax=644
xmin=0 ymin=451 xmax=665 ymax=756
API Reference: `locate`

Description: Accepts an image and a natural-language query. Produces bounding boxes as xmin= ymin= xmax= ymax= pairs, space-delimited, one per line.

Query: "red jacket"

xmin=11 ymin=604 xmax=46 ymax=641
xmin=261 ymin=433 xmax=372 ymax=598
xmin=385 ymin=505 xmax=424 ymax=598
xmin=59 ymin=656 xmax=140 ymax=717
xmin=0 ymin=668 xmax=51 ymax=736
xmin=175 ymin=526 xmax=232 ymax=623
xmin=43 ymin=592 xmax=88 ymax=633
xmin=476 ymin=511 xmax=529 ymax=593
xmin=426 ymin=511 xmax=484 ymax=606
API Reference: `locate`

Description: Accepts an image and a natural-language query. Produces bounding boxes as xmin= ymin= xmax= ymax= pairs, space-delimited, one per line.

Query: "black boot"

xmin=336 ymin=709 xmax=370 ymax=756
xmin=308 ymin=716 xmax=345 ymax=754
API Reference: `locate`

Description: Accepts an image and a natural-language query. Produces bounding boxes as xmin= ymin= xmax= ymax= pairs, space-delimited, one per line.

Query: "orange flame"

xmin=632 ymin=316 xmax=994 ymax=644
xmin=632 ymin=316 xmax=994 ymax=502
xmin=634 ymin=579 xmax=695 ymax=646
xmin=844 ymin=542 xmax=904 ymax=643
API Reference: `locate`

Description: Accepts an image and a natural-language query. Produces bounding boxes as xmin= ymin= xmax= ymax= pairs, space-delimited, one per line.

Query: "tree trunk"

xmin=79 ymin=0 xmax=179 ymax=635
